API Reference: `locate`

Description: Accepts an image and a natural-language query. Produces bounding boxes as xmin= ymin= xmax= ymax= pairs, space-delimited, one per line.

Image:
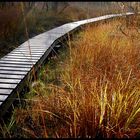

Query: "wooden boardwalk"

xmin=0 ymin=12 xmax=133 ymax=117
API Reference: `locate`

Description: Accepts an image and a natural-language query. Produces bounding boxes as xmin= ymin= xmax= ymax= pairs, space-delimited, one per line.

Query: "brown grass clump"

xmin=13 ymin=19 xmax=140 ymax=138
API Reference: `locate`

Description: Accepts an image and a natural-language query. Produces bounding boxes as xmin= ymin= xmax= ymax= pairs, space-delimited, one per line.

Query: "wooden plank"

xmin=0 ymin=95 xmax=8 ymax=101
xmin=0 ymin=66 xmax=31 ymax=71
xmin=47 ymin=28 xmax=72 ymax=35
xmin=0 ymin=74 xmax=24 ymax=79
xmin=1 ymin=58 xmax=37 ymax=63
xmin=0 ymin=70 xmax=27 ymax=75
xmin=34 ymin=31 xmax=64 ymax=37
xmin=11 ymin=50 xmax=44 ymax=53
xmin=15 ymin=50 xmax=46 ymax=53
xmin=21 ymin=39 xmax=52 ymax=43
xmin=4 ymin=56 xmax=40 ymax=60
xmin=0 ymin=60 xmax=35 ymax=65
xmin=15 ymin=48 xmax=46 ymax=51
xmin=10 ymin=52 xmax=44 ymax=55
xmin=0 ymin=78 xmax=21 ymax=84
xmin=30 ymin=37 xmax=58 ymax=41
xmin=0 ymin=89 xmax=12 ymax=95
xmin=20 ymin=44 xmax=50 ymax=47
xmin=20 ymin=41 xmax=53 ymax=47
xmin=18 ymin=45 xmax=48 ymax=49
xmin=7 ymin=53 xmax=42 ymax=57
xmin=22 ymin=39 xmax=54 ymax=44
xmin=33 ymin=34 xmax=64 ymax=39
xmin=13 ymin=50 xmax=45 ymax=53
xmin=16 ymin=45 xmax=46 ymax=48
xmin=0 ymin=64 xmax=32 ymax=68
xmin=0 ymin=83 xmax=17 ymax=89
xmin=4 ymin=52 xmax=42 ymax=58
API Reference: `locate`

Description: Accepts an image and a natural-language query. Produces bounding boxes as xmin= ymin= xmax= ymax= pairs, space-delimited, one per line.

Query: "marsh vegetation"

xmin=0 ymin=2 xmax=140 ymax=138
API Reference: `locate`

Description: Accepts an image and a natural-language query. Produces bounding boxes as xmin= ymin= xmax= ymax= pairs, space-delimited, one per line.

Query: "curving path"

xmin=0 ymin=12 xmax=134 ymax=117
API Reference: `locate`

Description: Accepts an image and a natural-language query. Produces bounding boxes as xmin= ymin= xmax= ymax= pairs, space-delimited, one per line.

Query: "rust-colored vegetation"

xmin=9 ymin=18 xmax=140 ymax=138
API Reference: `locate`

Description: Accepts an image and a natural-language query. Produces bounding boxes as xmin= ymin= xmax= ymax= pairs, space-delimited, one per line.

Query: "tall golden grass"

xmin=9 ymin=18 xmax=140 ymax=138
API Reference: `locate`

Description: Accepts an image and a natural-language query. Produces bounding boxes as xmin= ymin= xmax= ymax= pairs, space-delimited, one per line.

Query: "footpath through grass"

xmin=1 ymin=17 xmax=140 ymax=138
xmin=0 ymin=5 xmax=87 ymax=58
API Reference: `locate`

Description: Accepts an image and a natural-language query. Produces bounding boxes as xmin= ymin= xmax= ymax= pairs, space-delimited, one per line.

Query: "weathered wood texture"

xmin=0 ymin=12 xmax=134 ymax=117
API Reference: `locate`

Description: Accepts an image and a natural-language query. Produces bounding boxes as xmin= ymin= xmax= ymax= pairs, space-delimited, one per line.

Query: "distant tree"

xmin=24 ymin=2 xmax=35 ymax=11
xmin=52 ymin=2 xmax=58 ymax=13
xmin=50 ymin=2 xmax=69 ymax=14
xmin=57 ymin=2 xmax=69 ymax=15
xmin=42 ymin=2 xmax=48 ymax=10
